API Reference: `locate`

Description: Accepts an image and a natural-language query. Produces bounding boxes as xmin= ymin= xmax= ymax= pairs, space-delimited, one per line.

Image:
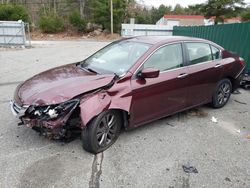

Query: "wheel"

xmin=81 ymin=110 xmax=122 ymax=154
xmin=211 ymin=78 xmax=232 ymax=108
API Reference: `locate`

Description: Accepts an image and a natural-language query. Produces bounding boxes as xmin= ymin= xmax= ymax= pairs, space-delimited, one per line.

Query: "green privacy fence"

xmin=173 ymin=22 xmax=250 ymax=71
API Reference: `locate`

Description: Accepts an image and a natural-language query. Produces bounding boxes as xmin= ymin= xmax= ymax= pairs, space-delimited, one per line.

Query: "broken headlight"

xmin=25 ymin=99 xmax=80 ymax=120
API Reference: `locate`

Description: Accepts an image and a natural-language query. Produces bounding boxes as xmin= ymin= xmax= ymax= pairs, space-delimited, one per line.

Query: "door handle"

xmin=214 ymin=64 xmax=222 ymax=68
xmin=177 ymin=73 xmax=188 ymax=79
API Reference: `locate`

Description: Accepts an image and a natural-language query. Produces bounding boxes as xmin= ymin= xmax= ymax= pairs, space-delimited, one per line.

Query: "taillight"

xmin=239 ymin=57 xmax=245 ymax=67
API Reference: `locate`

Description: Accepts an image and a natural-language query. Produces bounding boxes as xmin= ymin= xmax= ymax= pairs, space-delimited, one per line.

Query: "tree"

xmin=0 ymin=4 xmax=30 ymax=22
xmin=185 ymin=5 xmax=202 ymax=15
xmin=200 ymin=0 xmax=245 ymax=24
xmin=241 ymin=8 xmax=250 ymax=21
xmin=87 ymin=0 xmax=126 ymax=33
xmin=151 ymin=4 xmax=172 ymax=23
xmin=173 ymin=4 xmax=185 ymax=15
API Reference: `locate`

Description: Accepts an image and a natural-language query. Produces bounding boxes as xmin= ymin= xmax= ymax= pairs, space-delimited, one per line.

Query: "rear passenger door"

xmin=184 ymin=42 xmax=224 ymax=107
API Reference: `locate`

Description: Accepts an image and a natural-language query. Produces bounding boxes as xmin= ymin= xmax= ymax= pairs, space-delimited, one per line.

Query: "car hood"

xmin=17 ymin=64 xmax=115 ymax=105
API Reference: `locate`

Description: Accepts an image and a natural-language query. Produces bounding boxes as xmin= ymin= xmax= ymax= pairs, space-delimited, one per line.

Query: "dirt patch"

xmin=30 ymin=30 xmax=121 ymax=41
xmin=186 ymin=108 xmax=208 ymax=118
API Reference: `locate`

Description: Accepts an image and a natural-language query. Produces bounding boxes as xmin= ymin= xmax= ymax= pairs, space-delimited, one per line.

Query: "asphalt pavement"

xmin=0 ymin=41 xmax=249 ymax=188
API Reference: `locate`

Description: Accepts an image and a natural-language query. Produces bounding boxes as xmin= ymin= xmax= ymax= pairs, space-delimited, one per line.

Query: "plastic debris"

xmin=182 ymin=164 xmax=198 ymax=174
xmin=211 ymin=116 xmax=218 ymax=123
xmin=241 ymin=71 xmax=250 ymax=89
xmin=232 ymin=89 xmax=241 ymax=94
xmin=246 ymin=134 xmax=250 ymax=139
xmin=236 ymin=129 xmax=241 ymax=133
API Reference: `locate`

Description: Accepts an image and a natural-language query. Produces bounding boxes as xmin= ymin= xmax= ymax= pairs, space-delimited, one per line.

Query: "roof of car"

xmin=124 ymin=36 xmax=223 ymax=49
xmin=125 ymin=36 xmax=206 ymax=45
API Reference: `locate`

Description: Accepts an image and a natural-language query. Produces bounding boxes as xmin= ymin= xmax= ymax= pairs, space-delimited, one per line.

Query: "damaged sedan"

xmin=10 ymin=36 xmax=245 ymax=154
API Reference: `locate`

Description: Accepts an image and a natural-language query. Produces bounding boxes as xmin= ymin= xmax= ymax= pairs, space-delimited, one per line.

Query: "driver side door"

xmin=130 ymin=43 xmax=189 ymax=127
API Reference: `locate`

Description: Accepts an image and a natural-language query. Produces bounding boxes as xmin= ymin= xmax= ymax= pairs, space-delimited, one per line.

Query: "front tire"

xmin=81 ymin=110 xmax=122 ymax=154
xmin=211 ymin=79 xmax=232 ymax=108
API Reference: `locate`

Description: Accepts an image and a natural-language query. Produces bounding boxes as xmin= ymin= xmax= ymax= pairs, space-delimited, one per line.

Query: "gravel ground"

xmin=0 ymin=41 xmax=249 ymax=188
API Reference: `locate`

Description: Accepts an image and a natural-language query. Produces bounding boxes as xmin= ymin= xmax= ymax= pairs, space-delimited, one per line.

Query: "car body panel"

xmin=130 ymin=67 xmax=189 ymax=126
xmin=186 ymin=60 xmax=224 ymax=106
xmin=79 ymin=73 xmax=133 ymax=127
xmin=16 ymin=64 xmax=115 ymax=106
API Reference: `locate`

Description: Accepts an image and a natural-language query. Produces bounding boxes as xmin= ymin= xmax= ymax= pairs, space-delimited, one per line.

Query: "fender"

xmin=79 ymin=74 xmax=133 ymax=128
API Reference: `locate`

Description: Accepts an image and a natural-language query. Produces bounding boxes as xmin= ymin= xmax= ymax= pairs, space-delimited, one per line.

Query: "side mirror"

xmin=138 ymin=68 xmax=160 ymax=79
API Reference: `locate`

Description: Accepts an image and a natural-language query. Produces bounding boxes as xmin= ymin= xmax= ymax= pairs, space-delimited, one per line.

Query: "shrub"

xmin=69 ymin=11 xmax=86 ymax=32
xmin=38 ymin=14 xmax=65 ymax=33
xmin=0 ymin=4 xmax=30 ymax=22
xmin=241 ymin=9 xmax=250 ymax=22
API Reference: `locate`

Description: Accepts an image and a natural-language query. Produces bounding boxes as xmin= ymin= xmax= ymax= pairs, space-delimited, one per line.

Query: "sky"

xmin=141 ymin=0 xmax=250 ymax=8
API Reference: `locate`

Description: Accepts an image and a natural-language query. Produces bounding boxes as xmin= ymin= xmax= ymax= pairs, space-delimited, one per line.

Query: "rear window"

xmin=211 ymin=45 xmax=220 ymax=60
xmin=186 ymin=43 xmax=213 ymax=65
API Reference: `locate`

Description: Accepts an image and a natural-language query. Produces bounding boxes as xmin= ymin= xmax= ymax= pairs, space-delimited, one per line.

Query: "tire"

xmin=211 ymin=78 xmax=232 ymax=108
xmin=81 ymin=110 xmax=122 ymax=154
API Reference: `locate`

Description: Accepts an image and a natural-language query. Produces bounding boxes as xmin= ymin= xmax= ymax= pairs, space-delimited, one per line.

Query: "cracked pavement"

xmin=0 ymin=41 xmax=249 ymax=188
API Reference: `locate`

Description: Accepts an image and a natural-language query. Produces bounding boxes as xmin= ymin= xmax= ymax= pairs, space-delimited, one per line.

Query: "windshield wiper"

xmin=85 ymin=67 xmax=98 ymax=74
xmin=79 ymin=65 xmax=99 ymax=74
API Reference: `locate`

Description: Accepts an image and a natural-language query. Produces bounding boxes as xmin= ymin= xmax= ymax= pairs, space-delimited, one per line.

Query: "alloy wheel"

xmin=217 ymin=82 xmax=231 ymax=105
xmin=96 ymin=113 xmax=117 ymax=148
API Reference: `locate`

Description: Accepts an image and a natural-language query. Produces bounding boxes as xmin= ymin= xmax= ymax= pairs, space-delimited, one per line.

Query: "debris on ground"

xmin=166 ymin=122 xmax=175 ymax=127
xmin=225 ymin=177 xmax=231 ymax=182
xmin=241 ymin=71 xmax=250 ymax=89
xmin=182 ymin=164 xmax=198 ymax=174
xmin=234 ymin=100 xmax=247 ymax=105
xmin=211 ymin=116 xmax=218 ymax=123
xmin=239 ymin=111 xmax=248 ymax=114
xmin=232 ymin=89 xmax=241 ymax=94
xmin=246 ymin=134 xmax=250 ymax=139
xmin=236 ymin=129 xmax=241 ymax=134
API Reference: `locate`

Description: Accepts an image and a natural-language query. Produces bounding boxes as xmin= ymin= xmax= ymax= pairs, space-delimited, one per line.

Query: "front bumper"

xmin=10 ymin=99 xmax=81 ymax=139
xmin=9 ymin=100 xmax=29 ymax=117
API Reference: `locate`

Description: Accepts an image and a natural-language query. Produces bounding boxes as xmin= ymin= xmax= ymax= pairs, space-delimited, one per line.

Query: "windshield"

xmin=80 ymin=41 xmax=151 ymax=76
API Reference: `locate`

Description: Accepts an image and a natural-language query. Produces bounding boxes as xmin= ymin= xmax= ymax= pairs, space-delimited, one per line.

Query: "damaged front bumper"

xmin=10 ymin=100 xmax=29 ymax=117
xmin=10 ymin=99 xmax=81 ymax=139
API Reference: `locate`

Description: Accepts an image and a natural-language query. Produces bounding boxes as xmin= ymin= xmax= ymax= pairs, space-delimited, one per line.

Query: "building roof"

xmin=163 ymin=15 xmax=205 ymax=20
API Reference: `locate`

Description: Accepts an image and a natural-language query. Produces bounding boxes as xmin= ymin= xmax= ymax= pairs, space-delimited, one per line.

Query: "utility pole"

xmin=54 ymin=0 xmax=56 ymax=14
xmin=79 ymin=0 xmax=83 ymax=18
xmin=110 ymin=0 xmax=113 ymax=34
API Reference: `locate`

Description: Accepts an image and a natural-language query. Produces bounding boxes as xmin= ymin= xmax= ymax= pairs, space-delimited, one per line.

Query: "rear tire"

xmin=81 ymin=110 xmax=122 ymax=154
xmin=211 ymin=79 xmax=232 ymax=108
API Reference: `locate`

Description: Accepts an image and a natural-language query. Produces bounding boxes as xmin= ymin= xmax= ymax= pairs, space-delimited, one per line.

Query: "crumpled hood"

xmin=17 ymin=63 xmax=115 ymax=105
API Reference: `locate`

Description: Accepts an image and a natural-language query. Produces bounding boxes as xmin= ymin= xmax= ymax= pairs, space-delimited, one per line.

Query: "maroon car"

xmin=10 ymin=36 xmax=245 ymax=153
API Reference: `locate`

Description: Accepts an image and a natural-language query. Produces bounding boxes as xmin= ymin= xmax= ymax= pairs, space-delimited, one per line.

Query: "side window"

xmin=211 ymin=45 xmax=220 ymax=60
xmin=143 ymin=43 xmax=183 ymax=72
xmin=186 ymin=43 xmax=213 ymax=65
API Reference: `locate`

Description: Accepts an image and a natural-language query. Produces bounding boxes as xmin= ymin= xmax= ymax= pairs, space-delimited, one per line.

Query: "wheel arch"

xmin=83 ymin=108 xmax=130 ymax=130
xmin=225 ymin=76 xmax=236 ymax=92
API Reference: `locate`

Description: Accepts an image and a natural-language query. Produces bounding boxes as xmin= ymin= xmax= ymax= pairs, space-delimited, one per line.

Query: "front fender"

xmin=79 ymin=91 xmax=111 ymax=128
xmin=79 ymin=73 xmax=133 ymax=128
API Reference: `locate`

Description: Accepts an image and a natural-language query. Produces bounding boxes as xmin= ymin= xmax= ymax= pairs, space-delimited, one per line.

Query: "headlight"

xmin=25 ymin=99 xmax=79 ymax=120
